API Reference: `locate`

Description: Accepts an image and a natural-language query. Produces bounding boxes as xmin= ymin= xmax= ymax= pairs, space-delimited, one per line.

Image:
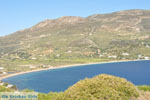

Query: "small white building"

xmin=122 ymin=53 xmax=130 ymax=56
xmin=0 ymin=67 xmax=4 ymax=70
xmin=138 ymin=55 xmax=142 ymax=58
xmin=145 ymin=57 xmax=150 ymax=60
xmin=42 ymin=65 xmax=46 ymax=68
xmin=31 ymin=57 xmax=37 ymax=60
xmin=2 ymin=72 xmax=7 ymax=74
xmin=7 ymin=84 xmax=14 ymax=88
xmin=146 ymin=45 xmax=150 ymax=48
xmin=29 ymin=66 xmax=37 ymax=69
xmin=108 ymin=55 xmax=117 ymax=59
xmin=99 ymin=54 xmax=104 ymax=57
xmin=56 ymin=54 xmax=60 ymax=57
xmin=67 ymin=50 xmax=72 ymax=53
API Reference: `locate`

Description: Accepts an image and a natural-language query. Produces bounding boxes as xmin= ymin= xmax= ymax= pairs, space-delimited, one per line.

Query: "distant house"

xmin=138 ymin=55 xmax=143 ymax=59
xmin=29 ymin=66 xmax=37 ymax=69
xmin=108 ymin=55 xmax=117 ymax=59
xmin=99 ymin=54 xmax=104 ymax=57
xmin=122 ymin=53 xmax=130 ymax=56
xmin=144 ymin=57 xmax=150 ymax=60
xmin=7 ymin=84 xmax=14 ymax=88
xmin=31 ymin=57 xmax=37 ymax=60
xmin=103 ymin=53 xmax=107 ymax=55
xmin=2 ymin=72 xmax=7 ymax=74
xmin=67 ymin=50 xmax=72 ymax=53
xmin=146 ymin=45 xmax=150 ymax=48
xmin=0 ymin=67 xmax=4 ymax=70
xmin=0 ymin=71 xmax=7 ymax=75
xmin=56 ymin=54 xmax=60 ymax=57
xmin=42 ymin=65 xmax=47 ymax=68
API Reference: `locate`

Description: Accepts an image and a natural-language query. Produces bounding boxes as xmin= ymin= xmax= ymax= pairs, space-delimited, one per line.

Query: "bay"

xmin=3 ymin=60 xmax=150 ymax=93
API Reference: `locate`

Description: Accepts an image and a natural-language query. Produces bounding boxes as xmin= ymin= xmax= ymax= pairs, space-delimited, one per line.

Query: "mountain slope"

xmin=0 ymin=9 xmax=150 ymax=71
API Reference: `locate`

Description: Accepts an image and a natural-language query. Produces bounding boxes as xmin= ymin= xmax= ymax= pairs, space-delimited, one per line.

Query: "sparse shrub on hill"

xmin=0 ymin=86 xmax=13 ymax=92
xmin=38 ymin=92 xmax=63 ymax=100
xmin=56 ymin=74 xmax=139 ymax=100
xmin=137 ymin=85 xmax=150 ymax=92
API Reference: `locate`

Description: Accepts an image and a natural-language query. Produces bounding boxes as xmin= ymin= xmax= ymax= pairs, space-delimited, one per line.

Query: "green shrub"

xmin=0 ymin=86 xmax=13 ymax=92
xmin=10 ymin=85 xmax=17 ymax=90
xmin=38 ymin=92 xmax=63 ymax=100
xmin=57 ymin=74 xmax=139 ymax=100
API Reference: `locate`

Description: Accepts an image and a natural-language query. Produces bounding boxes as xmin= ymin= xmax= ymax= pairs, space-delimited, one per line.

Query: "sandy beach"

xmin=0 ymin=59 xmax=149 ymax=81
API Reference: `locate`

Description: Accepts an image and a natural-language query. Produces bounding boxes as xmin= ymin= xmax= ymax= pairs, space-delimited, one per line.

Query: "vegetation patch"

xmin=56 ymin=74 xmax=139 ymax=100
xmin=137 ymin=85 xmax=150 ymax=91
xmin=0 ymin=86 xmax=13 ymax=92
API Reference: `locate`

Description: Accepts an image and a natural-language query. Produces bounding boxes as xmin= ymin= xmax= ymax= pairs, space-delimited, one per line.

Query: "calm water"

xmin=2 ymin=60 xmax=150 ymax=93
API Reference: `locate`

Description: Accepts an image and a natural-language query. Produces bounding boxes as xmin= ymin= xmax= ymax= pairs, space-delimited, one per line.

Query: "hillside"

xmin=0 ymin=9 xmax=150 ymax=71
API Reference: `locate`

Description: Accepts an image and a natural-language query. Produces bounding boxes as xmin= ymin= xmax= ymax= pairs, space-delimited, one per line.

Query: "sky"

xmin=0 ymin=0 xmax=150 ymax=36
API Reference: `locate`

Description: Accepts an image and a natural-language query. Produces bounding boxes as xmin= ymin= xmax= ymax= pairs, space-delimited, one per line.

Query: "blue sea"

xmin=2 ymin=60 xmax=150 ymax=93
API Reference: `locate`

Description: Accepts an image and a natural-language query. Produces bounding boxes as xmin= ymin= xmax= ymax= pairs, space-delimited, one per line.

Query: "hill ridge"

xmin=0 ymin=9 xmax=150 ymax=71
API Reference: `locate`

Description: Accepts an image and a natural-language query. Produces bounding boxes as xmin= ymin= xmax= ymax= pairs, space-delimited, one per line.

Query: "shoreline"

xmin=0 ymin=59 xmax=149 ymax=81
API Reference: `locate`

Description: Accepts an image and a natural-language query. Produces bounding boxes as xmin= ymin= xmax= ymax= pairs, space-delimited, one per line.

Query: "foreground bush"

xmin=56 ymin=74 xmax=139 ymax=100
